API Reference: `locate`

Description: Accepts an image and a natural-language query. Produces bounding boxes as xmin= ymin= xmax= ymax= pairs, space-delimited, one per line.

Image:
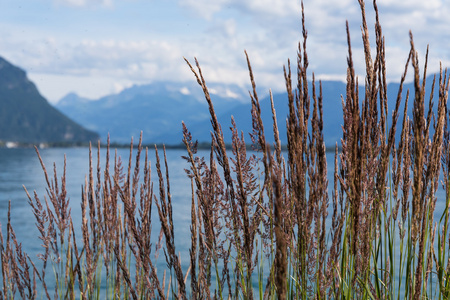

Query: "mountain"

xmin=0 ymin=57 xmax=99 ymax=144
xmin=56 ymin=82 xmax=247 ymax=144
xmin=178 ymin=81 xmax=348 ymax=147
xmin=55 ymin=79 xmax=350 ymax=146
xmin=183 ymin=75 xmax=447 ymax=148
xmin=55 ymin=74 xmax=443 ymax=147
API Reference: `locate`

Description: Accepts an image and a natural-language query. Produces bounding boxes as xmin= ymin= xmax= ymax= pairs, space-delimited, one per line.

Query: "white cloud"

xmin=2 ymin=0 xmax=450 ymax=104
xmin=179 ymin=0 xmax=449 ymax=73
xmin=27 ymin=73 xmax=136 ymax=103
xmin=9 ymin=37 xmax=186 ymax=80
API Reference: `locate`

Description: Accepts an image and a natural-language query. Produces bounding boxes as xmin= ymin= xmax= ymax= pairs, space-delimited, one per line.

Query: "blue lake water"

xmin=0 ymin=146 xmax=195 ymax=296
xmin=0 ymin=146 xmax=448 ymax=297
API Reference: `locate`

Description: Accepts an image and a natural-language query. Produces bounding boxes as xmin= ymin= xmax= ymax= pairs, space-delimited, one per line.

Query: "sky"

xmin=0 ymin=0 xmax=449 ymax=103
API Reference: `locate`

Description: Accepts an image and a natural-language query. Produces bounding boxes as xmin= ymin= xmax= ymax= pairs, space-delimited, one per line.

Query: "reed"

xmin=1 ymin=0 xmax=450 ymax=298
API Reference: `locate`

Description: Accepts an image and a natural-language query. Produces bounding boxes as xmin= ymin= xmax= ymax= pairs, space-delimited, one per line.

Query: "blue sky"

xmin=0 ymin=0 xmax=448 ymax=103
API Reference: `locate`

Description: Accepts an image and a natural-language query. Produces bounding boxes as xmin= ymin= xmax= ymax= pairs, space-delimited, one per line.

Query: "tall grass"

xmin=1 ymin=0 xmax=450 ymax=298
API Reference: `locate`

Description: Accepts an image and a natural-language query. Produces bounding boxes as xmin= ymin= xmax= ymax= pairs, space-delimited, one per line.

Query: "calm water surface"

xmin=0 ymin=147 xmax=194 ymax=296
xmin=0 ymin=147 xmax=448 ymax=297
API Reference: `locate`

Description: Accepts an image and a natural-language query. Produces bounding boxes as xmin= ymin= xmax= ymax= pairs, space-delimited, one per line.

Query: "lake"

xmin=0 ymin=146 xmax=196 ymax=296
xmin=0 ymin=146 xmax=448 ymax=298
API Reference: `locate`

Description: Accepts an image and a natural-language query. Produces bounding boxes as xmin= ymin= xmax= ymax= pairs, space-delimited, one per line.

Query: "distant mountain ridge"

xmin=55 ymin=75 xmax=443 ymax=147
xmin=55 ymin=81 xmax=247 ymax=144
xmin=54 ymin=80 xmax=354 ymax=146
xmin=169 ymin=80 xmax=348 ymax=147
xmin=0 ymin=57 xmax=99 ymax=144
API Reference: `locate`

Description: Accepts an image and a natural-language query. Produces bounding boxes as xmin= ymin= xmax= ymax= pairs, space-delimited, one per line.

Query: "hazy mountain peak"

xmin=180 ymin=87 xmax=190 ymax=95
xmin=58 ymin=92 xmax=94 ymax=106
xmin=54 ymin=80 xmax=247 ymax=144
